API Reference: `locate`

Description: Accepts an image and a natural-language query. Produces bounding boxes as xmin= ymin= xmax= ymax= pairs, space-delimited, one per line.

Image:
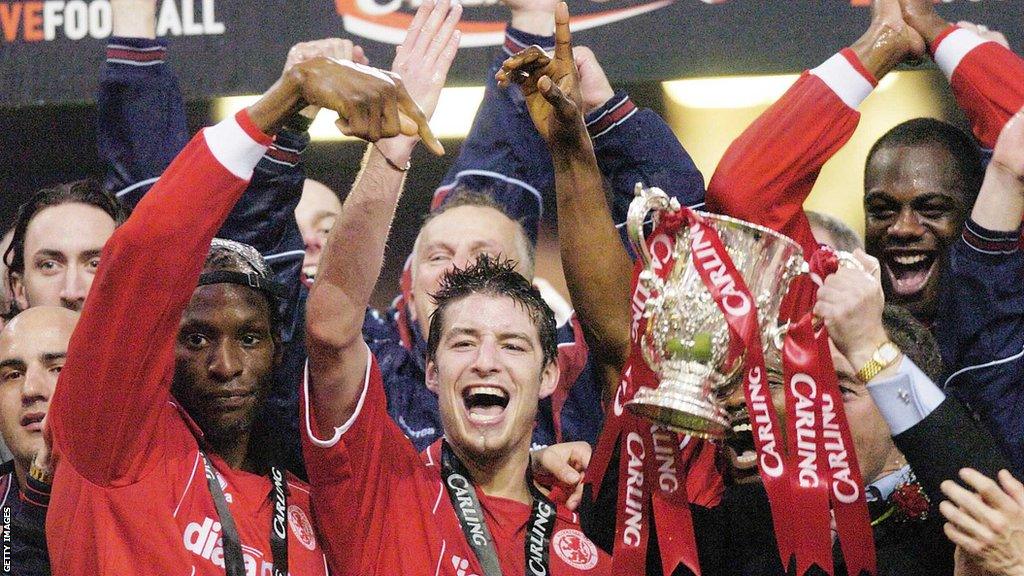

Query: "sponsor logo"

xmin=446 ymin=473 xmax=488 ymax=546
xmin=333 ymin=0 xmax=677 ymax=46
xmin=451 ymin=555 xmax=481 ymax=576
xmin=622 ymin=432 xmax=645 ymax=547
xmin=553 ymin=529 xmax=599 ymax=570
xmin=689 ymin=224 xmax=752 ymax=318
xmin=288 ymin=505 xmax=317 ymax=551
xmin=183 ymin=516 xmax=278 ymax=576
xmin=651 ymin=425 xmax=678 ymax=494
xmin=746 ymin=366 xmax=784 ymax=478
xmin=0 ymin=0 xmax=224 ymax=43
xmin=820 ymin=392 xmax=860 ymax=503
xmin=526 ymin=500 xmax=555 ymax=576
xmin=790 ymin=373 xmax=819 ymax=489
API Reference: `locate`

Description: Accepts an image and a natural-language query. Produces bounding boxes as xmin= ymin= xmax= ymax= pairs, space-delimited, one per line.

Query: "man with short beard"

xmin=46 ymin=50 xmax=439 ymax=574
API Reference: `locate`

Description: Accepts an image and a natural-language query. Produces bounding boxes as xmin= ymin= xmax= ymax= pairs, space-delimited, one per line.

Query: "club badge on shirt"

xmin=553 ymin=529 xmax=599 ymax=571
xmin=288 ymin=505 xmax=317 ymax=551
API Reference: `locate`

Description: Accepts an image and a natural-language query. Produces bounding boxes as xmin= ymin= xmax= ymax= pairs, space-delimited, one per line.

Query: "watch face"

xmin=877 ymin=342 xmax=900 ymax=364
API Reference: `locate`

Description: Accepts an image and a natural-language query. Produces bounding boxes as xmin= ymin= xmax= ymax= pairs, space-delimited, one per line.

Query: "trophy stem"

xmin=626 ymin=363 xmax=731 ymax=439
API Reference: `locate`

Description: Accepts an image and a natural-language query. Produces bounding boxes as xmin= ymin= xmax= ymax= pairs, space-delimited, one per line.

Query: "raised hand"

xmin=110 ymin=0 xmax=157 ymax=38
xmin=284 ymin=38 xmax=369 ymax=76
xmin=941 ymin=469 xmax=1024 ymax=576
xmin=898 ymin=0 xmax=951 ymax=47
xmin=851 ymin=0 xmax=925 ymax=79
xmin=573 ymin=46 xmax=615 ymax=116
xmin=501 ymin=0 xmax=559 ymax=36
xmin=497 ymin=3 xmax=585 ymax=147
xmin=390 ymin=0 xmax=462 ymax=127
xmin=812 ymin=249 xmax=890 ymax=372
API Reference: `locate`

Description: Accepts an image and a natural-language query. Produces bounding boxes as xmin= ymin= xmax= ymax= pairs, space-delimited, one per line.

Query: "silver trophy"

xmin=625 ymin=185 xmax=805 ymax=439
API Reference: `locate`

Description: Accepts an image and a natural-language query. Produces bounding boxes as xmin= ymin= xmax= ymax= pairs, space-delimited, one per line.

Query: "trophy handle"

xmin=626 ymin=183 xmax=680 ymax=267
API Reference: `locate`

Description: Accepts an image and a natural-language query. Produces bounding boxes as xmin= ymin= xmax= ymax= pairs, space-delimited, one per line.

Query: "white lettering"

xmin=820 ymin=393 xmax=860 ymax=503
xmin=748 ymin=367 xmax=783 ymax=477
xmin=651 ymin=426 xmax=678 ymax=493
xmin=791 ymin=373 xmax=819 ymax=489
xmin=88 ymin=0 xmax=111 ymax=37
xmin=201 ymin=0 xmax=224 ymax=33
xmin=623 ymin=432 xmax=645 ymax=547
xmin=43 ymin=1 xmax=63 ymax=40
xmin=157 ymin=0 xmax=182 ymax=36
xmin=64 ymin=0 xmax=88 ymax=40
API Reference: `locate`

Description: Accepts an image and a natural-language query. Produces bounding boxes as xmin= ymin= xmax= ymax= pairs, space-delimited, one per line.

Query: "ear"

xmin=537 ymin=360 xmax=560 ymax=400
xmin=10 ymin=272 xmax=27 ymax=311
xmin=425 ymin=359 xmax=440 ymax=393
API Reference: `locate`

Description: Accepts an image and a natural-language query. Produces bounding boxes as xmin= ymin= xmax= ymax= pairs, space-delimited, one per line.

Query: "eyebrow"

xmin=445 ymin=327 xmax=533 ymax=342
xmin=42 ymin=352 xmax=67 ymax=363
xmin=32 ymin=249 xmax=66 ymax=261
xmin=0 ymin=358 xmax=25 ymax=371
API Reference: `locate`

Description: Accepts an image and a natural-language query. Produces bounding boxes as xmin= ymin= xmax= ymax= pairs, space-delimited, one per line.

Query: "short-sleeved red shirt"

xmin=301 ymin=349 xmax=612 ymax=576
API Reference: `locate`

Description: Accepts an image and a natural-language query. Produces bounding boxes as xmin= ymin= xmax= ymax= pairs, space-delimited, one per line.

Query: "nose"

xmin=21 ymin=364 xmax=52 ymax=406
xmin=60 ymin=266 xmax=89 ymax=309
xmin=889 ymin=207 xmax=926 ymax=240
xmin=470 ymin=338 xmax=500 ymax=376
xmin=208 ymin=339 xmax=243 ymax=382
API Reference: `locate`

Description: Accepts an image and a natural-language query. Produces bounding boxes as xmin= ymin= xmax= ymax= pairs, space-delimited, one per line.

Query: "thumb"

xmin=537 ymin=75 xmax=576 ymax=117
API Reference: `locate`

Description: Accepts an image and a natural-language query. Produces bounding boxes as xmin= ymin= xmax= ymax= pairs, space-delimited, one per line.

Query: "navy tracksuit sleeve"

xmin=937 ymin=219 xmax=1024 ymax=473
xmin=97 ymin=37 xmax=310 ymax=475
xmin=440 ymin=27 xmax=705 ymax=249
xmin=97 ymin=38 xmax=189 ymax=205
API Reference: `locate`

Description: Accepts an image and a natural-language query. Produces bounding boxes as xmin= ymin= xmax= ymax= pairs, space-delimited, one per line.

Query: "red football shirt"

xmin=47 ymin=112 xmax=328 ymax=576
xmin=301 ymin=348 xmax=612 ymax=576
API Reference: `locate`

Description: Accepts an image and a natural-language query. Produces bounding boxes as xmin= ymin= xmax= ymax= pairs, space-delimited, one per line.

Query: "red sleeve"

xmin=707 ymin=51 xmax=869 ymax=262
xmin=49 ymin=110 xmax=271 ymax=487
xmin=300 ymin=349 xmax=421 ymax=575
xmin=933 ymin=26 xmax=1024 ymax=149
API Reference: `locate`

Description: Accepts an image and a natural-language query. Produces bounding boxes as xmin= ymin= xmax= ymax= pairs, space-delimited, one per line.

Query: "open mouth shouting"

xmin=883 ymin=250 xmax=937 ymax=299
xmin=462 ymin=384 xmax=510 ymax=427
xmin=723 ymin=407 xmax=760 ymax=484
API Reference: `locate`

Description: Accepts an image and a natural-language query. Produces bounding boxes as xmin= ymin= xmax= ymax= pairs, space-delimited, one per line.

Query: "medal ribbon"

xmin=440 ymin=441 xmax=557 ymax=576
xmin=805 ymin=248 xmax=877 ymax=576
xmin=201 ymin=452 xmax=289 ymax=576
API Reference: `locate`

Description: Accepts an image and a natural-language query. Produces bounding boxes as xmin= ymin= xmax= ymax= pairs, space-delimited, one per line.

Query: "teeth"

xmin=466 ymin=385 xmax=507 ymax=399
xmin=892 ymin=254 xmax=928 ymax=265
xmin=737 ymin=450 xmax=757 ymax=464
xmin=731 ymin=423 xmax=752 ymax=433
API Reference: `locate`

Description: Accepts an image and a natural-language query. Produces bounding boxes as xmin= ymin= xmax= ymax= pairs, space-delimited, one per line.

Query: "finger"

xmin=412 ymin=0 xmax=451 ymax=59
xmin=543 ymin=453 xmax=583 ymax=487
xmin=335 ymin=116 xmax=353 ymax=137
xmin=852 ymin=249 xmax=881 ymax=281
xmin=394 ymin=80 xmax=443 ymax=154
xmin=566 ymin=479 xmax=585 ymax=512
xmin=500 ymin=48 xmax=551 ymax=78
xmin=961 ymin=468 xmax=1019 ymax=514
xmin=939 ymin=499 xmax=996 ymax=542
xmin=425 ymin=1 xmax=462 ymax=66
xmin=999 ymin=469 xmax=1024 ymax=510
xmin=353 ymin=45 xmax=369 ymax=66
xmin=436 ymin=30 xmax=460 ymax=73
xmin=944 ymin=522 xmax=984 ymax=556
xmin=399 ymin=0 xmax=434 ymax=54
xmin=537 ymin=75 xmax=577 ymax=118
xmin=380 ymin=92 xmax=402 ymax=139
xmin=553 ymin=2 xmax=572 ymax=63
xmin=943 ymin=479 xmax=1000 ymax=527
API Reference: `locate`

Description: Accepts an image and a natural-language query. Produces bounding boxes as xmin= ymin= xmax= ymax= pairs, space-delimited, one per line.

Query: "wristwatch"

xmin=856 ymin=341 xmax=901 ymax=383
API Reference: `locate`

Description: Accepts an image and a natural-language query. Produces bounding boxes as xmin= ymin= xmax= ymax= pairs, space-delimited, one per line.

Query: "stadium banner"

xmin=0 ymin=0 xmax=1019 ymax=107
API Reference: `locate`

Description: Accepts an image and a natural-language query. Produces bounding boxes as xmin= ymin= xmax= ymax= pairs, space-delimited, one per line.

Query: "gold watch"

xmin=856 ymin=341 xmax=901 ymax=383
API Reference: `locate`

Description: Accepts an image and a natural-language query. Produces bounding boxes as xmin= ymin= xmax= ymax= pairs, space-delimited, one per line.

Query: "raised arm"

xmin=498 ymin=3 xmax=633 ymax=400
xmin=901 ymin=0 xmax=1024 ymax=150
xmin=98 ymin=0 xmax=188 ymax=202
xmin=708 ymin=0 xmax=922 ymax=260
xmin=937 ymin=108 xmax=1024 ymax=470
xmin=305 ymin=0 xmax=459 ymax=435
xmin=50 ymin=55 xmax=436 ymax=487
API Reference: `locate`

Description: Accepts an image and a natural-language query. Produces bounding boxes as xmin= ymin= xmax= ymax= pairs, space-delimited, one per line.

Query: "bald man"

xmin=0 ymin=306 xmax=78 ymax=575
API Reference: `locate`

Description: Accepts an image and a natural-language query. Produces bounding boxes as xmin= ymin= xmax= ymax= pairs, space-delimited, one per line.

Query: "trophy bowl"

xmin=626 ymin=185 xmax=805 ymax=439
